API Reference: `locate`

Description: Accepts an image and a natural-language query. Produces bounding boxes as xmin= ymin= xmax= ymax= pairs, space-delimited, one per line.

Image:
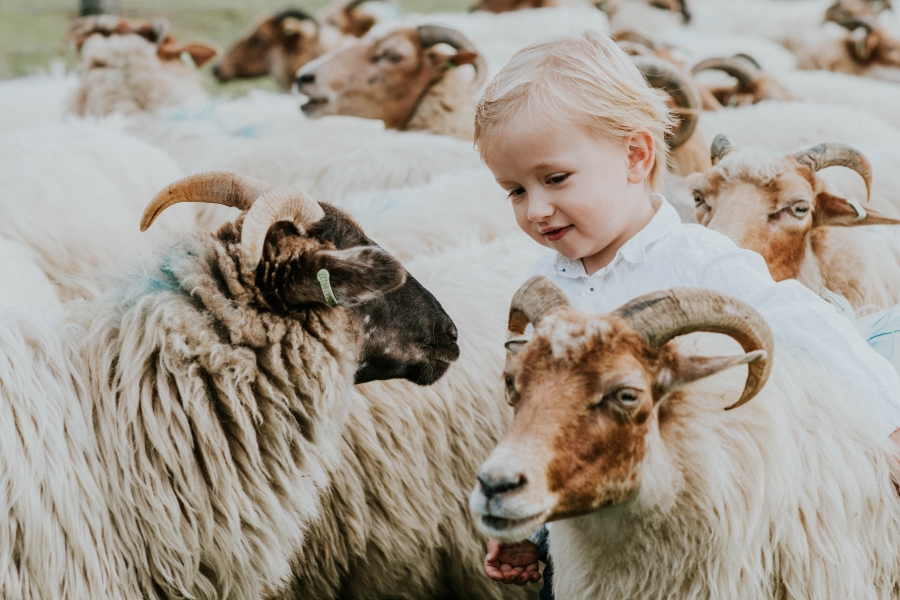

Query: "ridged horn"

xmin=837 ymin=16 xmax=876 ymax=32
xmin=417 ymin=25 xmax=487 ymax=90
xmin=240 ymin=183 xmax=325 ymax=273
xmin=711 ymin=134 xmax=736 ymax=165
xmin=507 ymin=276 xmax=571 ymax=337
xmin=791 ymin=143 xmax=872 ymax=201
xmin=612 ymin=30 xmax=659 ymax=51
xmin=141 ymin=172 xmax=271 ymax=231
xmin=152 ymin=19 xmax=170 ymax=46
xmin=614 ymin=287 xmax=774 ymax=409
xmin=692 ymin=55 xmax=761 ymax=89
xmin=632 ymin=55 xmax=702 ymax=149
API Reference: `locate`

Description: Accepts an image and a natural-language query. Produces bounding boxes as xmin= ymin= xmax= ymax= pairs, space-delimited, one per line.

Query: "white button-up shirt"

xmin=527 ymin=195 xmax=900 ymax=436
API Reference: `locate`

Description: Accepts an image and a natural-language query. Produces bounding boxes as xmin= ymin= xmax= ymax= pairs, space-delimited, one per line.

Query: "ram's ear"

xmin=158 ymin=42 xmax=219 ymax=67
xmin=814 ymin=191 xmax=900 ymax=227
xmin=656 ymin=351 xmax=766 ymax=399
xmin=286 ymin=246 xmax=407 ymax=307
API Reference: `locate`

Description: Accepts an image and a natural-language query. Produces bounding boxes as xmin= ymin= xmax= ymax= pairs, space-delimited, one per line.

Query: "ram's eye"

xmin=504 ymin=375 xmax=515 ymax=393
xmin=614 ymin=388 xmax=640 ymax=406
xmin=789 ymin=202 xmax=810 ymax=218
xmin=693 ymin=193 xmax=708 ymax=209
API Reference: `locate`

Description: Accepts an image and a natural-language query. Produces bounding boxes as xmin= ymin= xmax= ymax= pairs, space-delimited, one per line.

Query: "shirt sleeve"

xmin=695 ymin=246 xmax=900 ymax=437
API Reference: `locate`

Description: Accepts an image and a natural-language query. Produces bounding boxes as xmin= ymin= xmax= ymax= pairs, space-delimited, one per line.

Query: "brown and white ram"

xmin=296 ymin=25 xmax=486 ymax=140
xmin=688 ymin=135 xmax=900 ymax=309
xmin=471 ymin=277 xmax=900 ymax=598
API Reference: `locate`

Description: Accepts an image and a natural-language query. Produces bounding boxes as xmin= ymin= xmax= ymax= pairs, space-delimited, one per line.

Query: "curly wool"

xmin=2 ymin=228 xmax=357 ymax=599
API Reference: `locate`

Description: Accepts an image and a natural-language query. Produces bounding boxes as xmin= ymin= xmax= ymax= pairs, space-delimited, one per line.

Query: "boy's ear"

xmin=625 ymin=129 xmax=655 ymax=185
xmin=286 ymin=246 xmax=407 ymax=307
xmin=814 ymin=191 xmax=900 ymax=227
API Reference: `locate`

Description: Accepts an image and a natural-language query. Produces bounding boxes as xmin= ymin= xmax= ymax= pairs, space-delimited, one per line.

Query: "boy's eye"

xmin=507 ymin=187 xmax=525 ymax=199
xmin=547 ymin=173 xmax=569 ymax=185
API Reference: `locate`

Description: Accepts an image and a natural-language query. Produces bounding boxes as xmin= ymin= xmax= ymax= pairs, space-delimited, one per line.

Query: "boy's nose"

xmin=526 ymin=197 xmax=554 ymax=222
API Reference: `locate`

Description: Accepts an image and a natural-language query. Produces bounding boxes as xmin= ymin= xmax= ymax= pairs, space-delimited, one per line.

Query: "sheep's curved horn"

xmin=141 ymin=172 xmax=271 ymax=231
xmin=616 ymin=40 xmax=654 ymax=56
xmin=711 ymin=133 xmax=736 ymax=165
xmin=791 ymin=143 xmax=872 ymax=201
xmin=240 ymin=184 xmax=325 ymax=272
xmin=507 ymin=276 xmax=571 ymax=337
xmin=838 ymin=16 xmax=875 ymax=32
xmin=692 ymin=56 xmax=761 ymax=89
xmin=417 ymin=25 xmax=487 ymax=90
xmin=612 ymin=30 xmax=659 ymax=51
xmin=631 ymin=55 xmax=702 ymax=149
xmin=152 ymin=19 xmax=170 ymax=46
xmin=615 ymin=287 xmax=774 ymax=409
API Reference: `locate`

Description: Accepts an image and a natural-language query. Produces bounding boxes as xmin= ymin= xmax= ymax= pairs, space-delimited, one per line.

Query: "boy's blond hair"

xmin=474 ymin=31 xmax=674 ymax=190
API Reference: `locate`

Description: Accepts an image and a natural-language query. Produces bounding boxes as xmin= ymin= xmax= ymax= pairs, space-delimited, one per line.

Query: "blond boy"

xmin=474 ymin=31 xmax=900 ymax=597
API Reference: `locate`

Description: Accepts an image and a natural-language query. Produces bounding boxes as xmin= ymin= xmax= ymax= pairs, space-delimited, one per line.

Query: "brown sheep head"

xmin=687 ymin=136 xmax=900 ymax=281
xmin=142 ymin=172 xmax=460 ymax=386
xmin=470 ymin=278 xmax=772 ymax=542
xmin=213 ymin=9 xmax=327 ymax=90
xmin=296 ymin=25 xmax=485 ymax=130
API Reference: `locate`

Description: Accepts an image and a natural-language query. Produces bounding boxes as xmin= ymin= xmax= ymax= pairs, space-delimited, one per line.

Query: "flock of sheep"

xmin=2 ymin=0 xmax=900 ymax=597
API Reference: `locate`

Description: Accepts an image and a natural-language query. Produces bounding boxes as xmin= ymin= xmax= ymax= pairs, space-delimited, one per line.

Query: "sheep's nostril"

xmin=444 ymin=322 xmax=458 ymax=343
xmin=296 ymin=72 xmax=315 ymax=86
xmin=478 ymin=472 xmax=526 ymax=498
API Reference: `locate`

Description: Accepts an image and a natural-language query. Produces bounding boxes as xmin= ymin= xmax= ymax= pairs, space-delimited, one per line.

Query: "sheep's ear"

xmin=158 ymin=42 xmax=219 ymax=67
xmin=656 ymin=351 xmax=766 ymax=399
xmin=282 ymin=17 xmax=317 ymax=39
xmin=814 ymin=191 xmax=900 ymax=227
xmin=424 ymin=47 xmax=479 ymax=72
xmin=286 ymin=246 xmax=407 ymax=308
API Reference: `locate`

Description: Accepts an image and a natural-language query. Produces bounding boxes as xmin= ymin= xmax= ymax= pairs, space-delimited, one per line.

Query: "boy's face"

xmin=484 ymin=114 xmax=648 ymax=271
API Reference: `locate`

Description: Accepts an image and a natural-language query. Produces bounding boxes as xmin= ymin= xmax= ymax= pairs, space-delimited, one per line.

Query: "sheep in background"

xmin=213 ymin=0 xmax=402 ymax=92
xmin=1 ymin=171 xmax=461 ymax=599
xmin=66 ymin=16 xmax=218 ymax=117
xmin=297 ymin=25 xmax=486 ymax=140
xmin=472 ymin=279 xmax=900 ymax=598
xmin=789 ymin=15 xmax=900 ymax=82
xmin=778 ymin=69 xmax=900 ymax=130
xmin=689 ymin=136 xmax=900 ymax=309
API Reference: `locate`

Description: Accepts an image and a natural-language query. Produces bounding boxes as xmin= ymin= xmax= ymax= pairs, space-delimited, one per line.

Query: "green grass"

xmin=0 ymin=0 xmax=471 ymax=85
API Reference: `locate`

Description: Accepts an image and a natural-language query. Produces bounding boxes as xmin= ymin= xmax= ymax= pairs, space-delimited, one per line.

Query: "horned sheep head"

xmin=687 ymin=136 xmax=900 ymax=282
xmin=471 ymin=277 xmax=773 ymax=542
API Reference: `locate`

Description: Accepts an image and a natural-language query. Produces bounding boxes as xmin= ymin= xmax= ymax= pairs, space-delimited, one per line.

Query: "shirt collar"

xmin=554 ymin=194 xmax=680 ymax=279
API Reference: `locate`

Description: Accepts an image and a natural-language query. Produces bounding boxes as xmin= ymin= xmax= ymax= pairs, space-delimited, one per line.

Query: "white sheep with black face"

xmin=0 ymin=172 xmax=460 ymax=600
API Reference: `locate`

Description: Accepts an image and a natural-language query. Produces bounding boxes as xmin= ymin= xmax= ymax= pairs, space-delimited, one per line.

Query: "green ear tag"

xmin=317 ymin=269 xmax=340 ymax=307
xmin=848 ymin=199 xmax=867 ymax=221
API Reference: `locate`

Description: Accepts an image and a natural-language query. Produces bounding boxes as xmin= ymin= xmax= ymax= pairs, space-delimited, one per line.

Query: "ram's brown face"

xmin=688 ymin=160 xmax=816 ymax=281
xmin=214 ymin=12 xmax=323 ymax=90
xmin=470 ymin=310 xmax=658 ymax=542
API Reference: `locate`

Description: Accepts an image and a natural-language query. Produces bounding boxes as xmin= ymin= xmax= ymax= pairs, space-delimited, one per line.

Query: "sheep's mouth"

xmin=478 ymin=512 xmax=546 ymax=540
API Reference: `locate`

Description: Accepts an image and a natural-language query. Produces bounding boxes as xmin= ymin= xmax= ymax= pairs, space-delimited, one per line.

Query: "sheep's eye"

xmin=614 ymin=388 xmax=640 ymax=406
xmin=89 ymin=59 xmax=107 ymax=69
xmin=789 ymin=202 xmax=810 ymax=218
xmin=504 ymin=375 xmax=518 ymax=405
xmin=378 ymin=50 xmax=403 ymax=64
xmin=693 ymin=193 xmax=708 ymax=209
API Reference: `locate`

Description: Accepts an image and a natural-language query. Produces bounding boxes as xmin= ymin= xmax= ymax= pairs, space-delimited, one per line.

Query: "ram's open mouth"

xmin=480 ymin=512 xmax=545 ymax=535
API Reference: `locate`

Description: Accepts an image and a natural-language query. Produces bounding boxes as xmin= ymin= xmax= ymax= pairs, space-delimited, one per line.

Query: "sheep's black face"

xmin=304 ymin=205 xmax=459 ymax=386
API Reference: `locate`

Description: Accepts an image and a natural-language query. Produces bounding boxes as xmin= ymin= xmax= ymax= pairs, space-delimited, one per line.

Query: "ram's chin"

xmin=476 ymin=512 xmax=548 ymax=543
